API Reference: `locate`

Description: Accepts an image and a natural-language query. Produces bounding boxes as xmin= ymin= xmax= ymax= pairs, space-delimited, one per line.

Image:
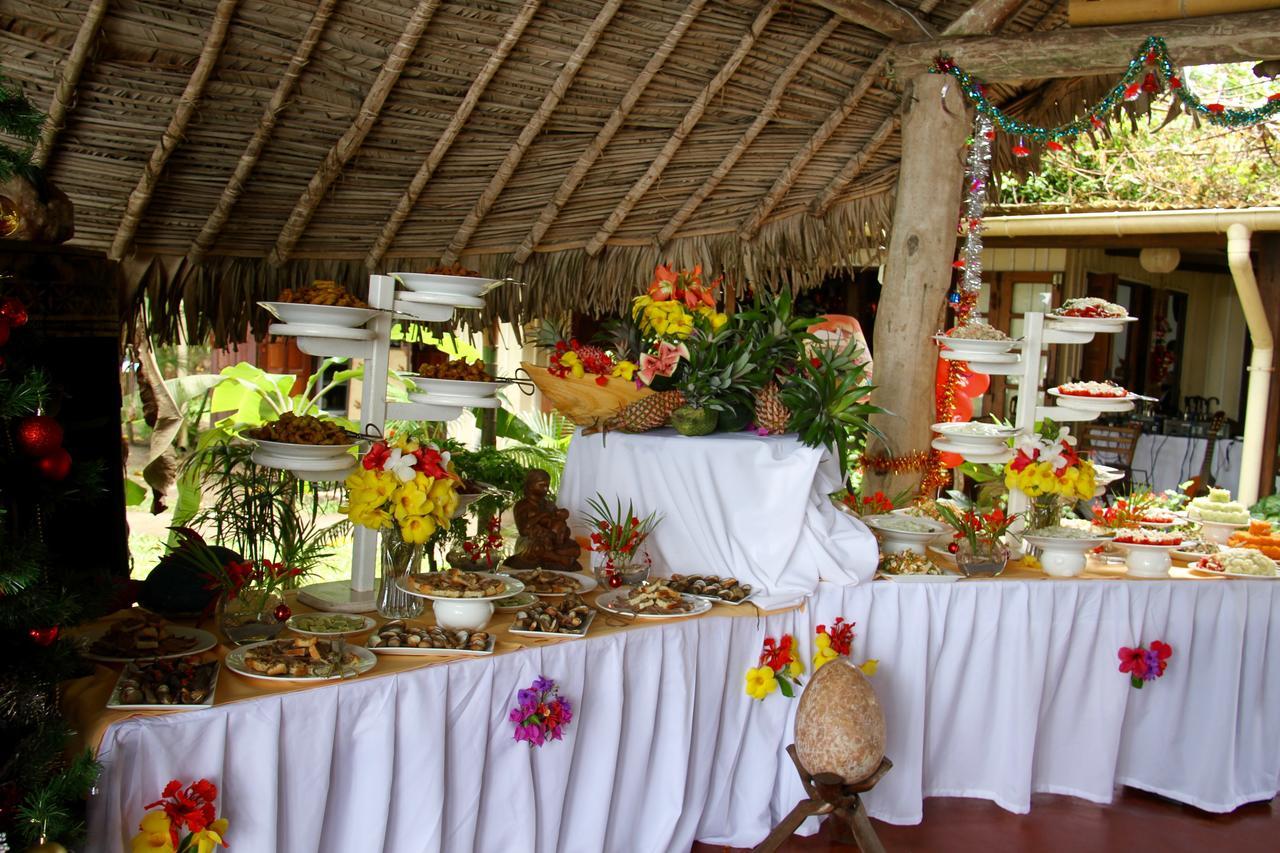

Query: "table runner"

xmin=80 ymin=568 xmax=1280 ymax=851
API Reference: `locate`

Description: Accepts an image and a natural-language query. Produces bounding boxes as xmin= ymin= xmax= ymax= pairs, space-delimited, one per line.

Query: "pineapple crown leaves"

xmin=780 ymin=337 xmax=885 ymax=478
xmin=677 ymin=327 xmax=760 ymax=413
xmin=733 ymin=287 xmax=820 ymax=383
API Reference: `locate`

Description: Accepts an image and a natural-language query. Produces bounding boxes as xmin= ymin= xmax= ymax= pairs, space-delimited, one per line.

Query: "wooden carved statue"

xmin=504 ymin=469 xmax=581 ymax=572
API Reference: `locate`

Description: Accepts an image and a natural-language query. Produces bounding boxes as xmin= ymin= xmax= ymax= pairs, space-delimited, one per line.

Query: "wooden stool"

xmin=751 ymin=745 xmax=891 ymax=853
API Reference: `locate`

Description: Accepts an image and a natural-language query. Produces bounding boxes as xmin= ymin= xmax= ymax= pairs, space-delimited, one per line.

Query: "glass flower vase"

xmin=377 ymin=526 xmax=425 ymax=619
xmin=590 ymin=549 xmax=651 ymax=589
xmin=1028 ymin=494 xmax=1062 ymax=532
xmin=955 ymin=539 xmax=1009 ymax=578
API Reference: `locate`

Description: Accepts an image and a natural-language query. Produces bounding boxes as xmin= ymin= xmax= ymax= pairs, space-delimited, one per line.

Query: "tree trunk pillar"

xmin=865 ymin=73 xmax=969 ymax=497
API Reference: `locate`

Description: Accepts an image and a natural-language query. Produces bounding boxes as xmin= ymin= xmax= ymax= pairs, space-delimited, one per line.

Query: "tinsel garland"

xmin=932 ymin=36 xmax=1280 ymax=150
xmin=861 ymin=450 xmax=931 ymax=474
xmin=952 ymin=115 xmax=993 ymax=322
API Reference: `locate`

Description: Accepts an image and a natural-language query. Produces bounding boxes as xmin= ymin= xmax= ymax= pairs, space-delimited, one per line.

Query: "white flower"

xmin=385 ymin=447 xmax=418 ymax=483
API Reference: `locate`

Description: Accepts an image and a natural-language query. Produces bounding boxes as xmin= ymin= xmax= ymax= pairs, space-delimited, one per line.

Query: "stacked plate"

xmin=930 ymin=421 xmax=1016 ymax=464
xmin=932 ymin=334 xmax=1018 ymax=357
xmin=249 ymin=438 xmax=359 ymax=482
xmin=260 ymin=302 xmax=378 ymax=328
xmin=260 ymin=302 xmax=380 ymax=354
xmin=862 ymin=514 xmax=950 ymax=556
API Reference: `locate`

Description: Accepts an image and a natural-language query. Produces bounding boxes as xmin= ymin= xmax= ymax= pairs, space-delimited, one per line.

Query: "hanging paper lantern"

xmin=1124 ymin=83 xmax=1141 ymax=101
xmin=36 ymin=447 xmax=72 ymax=481
xmin=1168 ymin=76 xmax=1182 ymax=89
xmin=1141 ymin=73 xmax=1158 ymax=94
xmin=16 ymin=414 xmax=63 ymax=457
xmin=950 ymin=395 xmax=974 ymax=422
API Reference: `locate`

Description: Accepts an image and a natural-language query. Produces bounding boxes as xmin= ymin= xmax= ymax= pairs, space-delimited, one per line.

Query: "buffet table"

xmin=559 ymin=429 xmax=878 ymax=608
xmin=77 ymin=567 xmax=1280 ymax=852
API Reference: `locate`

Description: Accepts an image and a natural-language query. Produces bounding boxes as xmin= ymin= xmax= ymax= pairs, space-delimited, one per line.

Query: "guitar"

xmin=1183 ymin=411 xmax=1227 ymax=499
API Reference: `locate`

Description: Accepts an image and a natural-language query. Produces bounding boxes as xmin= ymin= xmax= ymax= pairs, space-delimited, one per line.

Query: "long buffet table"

xmin=74 ymin=564 xmax=1280 ymax=852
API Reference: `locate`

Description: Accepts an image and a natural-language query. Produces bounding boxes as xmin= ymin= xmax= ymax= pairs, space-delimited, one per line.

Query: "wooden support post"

xmin=1258 ymin=233 xmax=1280 ymax=498
xmin=33 ymin=0 xmax=110 ymax=169
xmin=864 ymin=74 xmax=968 ymax=497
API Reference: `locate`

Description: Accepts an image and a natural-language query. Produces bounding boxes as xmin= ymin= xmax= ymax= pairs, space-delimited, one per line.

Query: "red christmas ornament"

xmin=1207 ymin=103 xmax=1225 ymax=114
xmin=16 ymin=415 xmax=64 ymax=457
xmin=1011 ymin=140 xmax=1030 ymax=158
xmin=29 ymin=625 xmax=59 ymax=646
xmin=1123 ymin=83 xmax=1141 ymax=101
xmin=1168 ymin=76 xmax=1182 ymax=89
xmin=1141 ymin=73 xmax=1158 ymax=94
xmin=0 ymin=296 xmax=27 ymax=327
xmin=983 ymin=129 xmax=996 ymax=141
xmin=0 ymin=316 xmax=9 ymax=347
xmin=273 ymin=603 xmax=292 ymax=621
xmin=1046 ymin=140 xmax=1065 ymax=152
xmin=607 ymin=572 xmax=622 ymax=589
xmin=36 ymin=447 xmax=72 ymax=481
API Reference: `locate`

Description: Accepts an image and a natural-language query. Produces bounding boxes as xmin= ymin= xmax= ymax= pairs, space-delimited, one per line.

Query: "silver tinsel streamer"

xmin=957 ymin=114 xmax=993 ymax=323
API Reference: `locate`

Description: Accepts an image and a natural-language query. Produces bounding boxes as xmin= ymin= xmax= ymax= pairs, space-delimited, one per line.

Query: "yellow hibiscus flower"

xmin=859 ymin=659 xmax=879 ymax=677
xmin=131 ymin=811 xmax=176 ymax=853
xmin=401 ymin=514 xmax=438 ymax=544
xmin=788 ymin=659 xmax=804 ymax=679
xmin=613 ymin=360 xmax=637 ymax=381
xmin=745 ymin=665 xmax=778 ymax=700
xmin=190 ymin=819 xmax=229 ymax=853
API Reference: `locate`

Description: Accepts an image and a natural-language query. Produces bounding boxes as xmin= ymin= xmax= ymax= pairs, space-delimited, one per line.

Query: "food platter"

xmin=81 ymin=624 xmax=218 ymax=663
xmin=408 ymin=389 xmax=501 ymax=409
xmin=285 ymin=613 xmax=376 ymax=637
xmin=225 ymin=639 xmax=377 ymax=683
xmin=249 ymin=449 xmax=357 ymax=481
xmin=595 ymin=588 xmax=712 ymax=619
xmin=394 ymin=290 xmax=485 ymax=309
xmin=411 ymin=377 xmax=503 ymax=399
xmin=398 ymin=571 xmax=525 ymax=602
xmin=508 ymin=610 xmax=596 ymax=640
xmin=258 ymin=302 xmax=379 ymax=328
xmin=931 ymin=334 xmax=1017 ymax=355
xmin=501 ymin=568 xmax=598 ymax=598
xmin=366 ymin=621 xmax=496 ymax=656
xmin=1045 ymin=315 xmax=1137 ymax=334
xmin=930 ymin=421 xmax=1017 ymax=445
xmin=392 ymin=272 xmax=502 ymax=297
xmin=1047 ymin=388 xmax=1138 ymax=412
xmin=107 ymin=658 xmax=220 ymax=711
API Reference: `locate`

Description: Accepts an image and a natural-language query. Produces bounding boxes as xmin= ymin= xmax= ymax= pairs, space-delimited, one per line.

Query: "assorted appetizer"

xmin=1196 ymin=549 xmax=1278 ymax=577
xmin=511 ymin=594 xmax=593 ymax=635
xmin=1228 ymin=520 xmax=1280 ymax=560
xmin=946 ymin=322 xmax=1009 ymax=341
xmin=113 ymin=658 xmax=217 ymax=707
xmin=276 ymin=280 xmax=369 ymax=309
xmin=90 ymin=615 xmax=200 ymax=659
xmin=504 ymin=569 xmax=584 ymax=595
xmin=238 ymin=637 xmax=362 ymax=678
xmin=609 ymin=580 xmax=696 ymax=615
xmin=1113 ymin=529 xmax=1183 ymax=546
xmin=1175 ymin=540 xmax=1220 ymax=556
xmin=411 ymin=569 xmax=509 ymax=598
xmin=877 ymin=552 xmax=941 ymax=576
xmin=367 ymin=621 xmax=492 ymax=652
xmin=1055 ymin=380 xmax=1129 ymax=399
xmin=1051 ymin=298 xmax=1128 ymax=319
xmin=245 ymin=413 xmax=351 ymax=446
xmin=666 ymin=573 xmax=753 ymax=603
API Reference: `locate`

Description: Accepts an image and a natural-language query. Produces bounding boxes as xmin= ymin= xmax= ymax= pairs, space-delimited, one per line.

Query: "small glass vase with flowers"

xmin=1004 ymin=422 xmax=1097 ymax=531
xmin=582 ymin=493 xmax=662 ymax=589
xmin=934 ymin=503 xmax=1020 ymax=577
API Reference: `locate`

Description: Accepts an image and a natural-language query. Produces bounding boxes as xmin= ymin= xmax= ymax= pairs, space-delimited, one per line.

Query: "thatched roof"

xmin=0 ymin=0 xmax=1069 ymax=342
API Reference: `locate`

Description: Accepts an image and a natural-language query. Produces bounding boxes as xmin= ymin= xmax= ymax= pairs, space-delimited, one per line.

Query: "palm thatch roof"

xmin=0 ymin=0 xmax=1153 ymax=343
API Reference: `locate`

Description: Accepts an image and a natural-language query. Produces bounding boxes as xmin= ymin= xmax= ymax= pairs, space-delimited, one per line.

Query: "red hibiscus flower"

xmin=1117 ymin=646 xmax=1148 ymax=678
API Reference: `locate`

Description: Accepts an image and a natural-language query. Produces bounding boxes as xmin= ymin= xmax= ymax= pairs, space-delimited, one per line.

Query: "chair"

xmin=1079 ymin=423 xmax=1148 ymax=493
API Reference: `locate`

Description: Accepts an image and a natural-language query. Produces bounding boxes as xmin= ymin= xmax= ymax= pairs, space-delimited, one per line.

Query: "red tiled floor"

xmin=691 ymin=788 xmax=1279 ymax=852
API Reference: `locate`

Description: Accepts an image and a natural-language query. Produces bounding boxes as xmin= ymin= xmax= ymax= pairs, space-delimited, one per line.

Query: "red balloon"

xmin=935 ymin=356 xmax=950 ymax=386
xmin=36 ymin=447 xmax=72 ymax=481
xmin=950 ymin=394 xmax=974 ymax=422
xmin=963 ymin=371 xmax=990 ymax=397
xmin=939 ymin=451 xmax=965 ymax=469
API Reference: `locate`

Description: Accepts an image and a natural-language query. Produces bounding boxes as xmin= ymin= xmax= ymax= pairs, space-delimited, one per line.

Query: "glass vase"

xmin=378 ymin=526 xmax=425 ymax=619
xmin=1028 ymin=494 xmax=1062 ymax=532
xmin=217 ymin=591 xmax=285 ymax=646
xmin=955 ymin=539 xmax=1009 ymax=578
xmin=591 ymin=549 xmax=651 ymax=589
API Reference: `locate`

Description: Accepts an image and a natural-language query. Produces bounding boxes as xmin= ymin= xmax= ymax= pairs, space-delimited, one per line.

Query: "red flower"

xmin=1149 ymin=640 xmax=1172 ymax=676
xmin=1117 ymin=646 xmax=1148 ymax=678
xmin=363 ymin=441 xmax=391 ymax=471
xmin=1123 ymin=83 xmax=1141 ymax=101
xmin=1009 ymin=448 xmax=1036 ymax=473
xmin=412 ymin=447 xmax=449 ymax=479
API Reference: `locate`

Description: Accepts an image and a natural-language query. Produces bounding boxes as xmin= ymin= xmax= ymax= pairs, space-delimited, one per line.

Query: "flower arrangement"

xmin=172 ymin=526 xmax=302 ymax=619
xmin=1004 ymin=424 xmax=1095 ymax=501
xmin=1118 ymin=640 xmax=1172 ymax=688
xmin=840 ymin=490 xmax=894 ymax=516
xmin=131 ymin=779 xmax=227 ymax=853
xmin=1091 ymin=492 xmax=1158 ymax=530
xmin=509 ymin=676 xmax=573 ymax=747
xmin=583 ymin=493 xmax=660 ymax=586
xmin=631 ymin=264 xmax=727 ymax=342
xmin=745 ymin=634 xmax=804 ymax=700
xmin=812 ymin=617 xmax=879 ymax=675
xmin=934 ymin=503 xmax=1019 ymax=551
xmin=342 ymin=434 xmax=460 ymax=544
xmin=457 ymin=516 xmax=505 ymax=570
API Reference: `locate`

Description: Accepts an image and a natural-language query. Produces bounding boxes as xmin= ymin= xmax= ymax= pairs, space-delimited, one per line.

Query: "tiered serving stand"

xmin=257 ymin=273 xmax=506 ymax=612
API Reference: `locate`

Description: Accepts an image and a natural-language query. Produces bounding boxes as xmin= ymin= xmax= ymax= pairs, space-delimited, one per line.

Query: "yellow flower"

xmin=745 ymin=665 xmax=778 ymax=700
xmin=401 ymin=514 xmax=438 ymax=544
xmin=613 ymin=360 xmax=637 ymax=381
xmin=814 ymin=633 xmax=832 ymax=651
xmin=352 ymin=506 xmax=393 ymax=530
xmin=788 ymin=659 xmax=804 ymax=679
xmin=393 ymin=480 xmax=428 ymax=518
xmin=859 ymin=659 xmax=879 ymax=677
xmin=559 ymin=350 xmax=580 ymax=367
xmin=131 ymin=811 xmax=176 ymax=853
xmin=191 ymin=819 xmax=229 ymax=853
xmin=813 ymin=645 xmax=839 ymax=671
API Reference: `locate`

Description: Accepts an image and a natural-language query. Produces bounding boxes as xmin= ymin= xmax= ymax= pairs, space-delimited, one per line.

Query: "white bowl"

xmin=391 ymin=272 xmax=501 ymax=297
xmin=432 ymin=599 xmax=495 ymax=631
xmin=931 ymin=422 xmax=1017 ymax=444
xmin=1193 ymin=519 xmax=1248 ymax=545
xmin=249 ymin=438 xmax=357 ymax=460
xmin=1022 ymin=533 xmax=1110 ymax=578
xmin=259 ymin=302 xmax=378 ymax=328
xmin=932 ymin=334 xmax=1016 ymax=355
xmin=864 ymin=514 xmax=949 ymax=556
xmin=411 ymin=376 xmax=501 ymax=398
xmin=1117 ymin=541 xmax=1175 ymax=578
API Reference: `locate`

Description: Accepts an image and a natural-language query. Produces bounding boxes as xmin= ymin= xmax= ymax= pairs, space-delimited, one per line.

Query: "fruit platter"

xmin=82 ymin=615 xmax=217 ymax=663
xmin=595 ymin=580 xmax=712 ymax=618
xmin=225 ymin=637 xmax=376 ymax=682
xmin=1227 ymin=519 xmax=1280 ymax=560
xmin=1192 ymin=549 xmax=1279 ymax=579
xmin=286 ymin=613 xmax=376 ymax=637
xmin=366 ymin=621 xmax=495 ymax=655
xmin=665 ymin=573 xmax=755 ymax=604
xmin=107 ymin=657 xmax=219 ymax=710
xmin=501 ymin=568 xmax=597 ymax=597
xmin=508 ymin=594 xmax=596 ymax=638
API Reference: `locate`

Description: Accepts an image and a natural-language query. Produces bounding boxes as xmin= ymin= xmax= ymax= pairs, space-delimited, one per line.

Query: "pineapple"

xmin=606 ymin=390 xmax=686 ymax=432
xmin=754 ymin=381 xmax=791 ymax=434
xmin=671 ymin=328 xmax=758 ymax=436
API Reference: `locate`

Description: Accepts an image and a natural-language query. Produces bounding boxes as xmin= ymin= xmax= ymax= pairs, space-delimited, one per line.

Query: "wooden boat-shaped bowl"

xmin=521 ymin=362 xmax=652 ymax=426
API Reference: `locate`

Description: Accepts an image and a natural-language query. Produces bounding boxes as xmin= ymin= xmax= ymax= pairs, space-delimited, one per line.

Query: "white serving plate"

xmin=407 ymin=390 xmax=501 ymax=409
xmin=1189 ymin=566 xmax=1280 ymax=580
xmin=494 ymin=592 xmax=540 ymax=612
xmin=285 ymin=614 xmax=376 ymax=637
xmin=932 ymin=334 xmax=1017 ymax=354
xmin=1047 ymin=388 xmax=1137 ymax=412
xmin=864 ymin=513 xmax=951 ymax=555
xmin=1171 ymin=545 xmax=1220 ymax=563
xmin=367 ymin=629 xmax=497 ymax=656
xmin=398 ymin=573 xmax=525 ymax=602
xmin=249 ymin=439 xmax=358 ymax=461
xmin=392 ymin=272 xmax=502 ymax=296
xmin=258 ymin=302 xmax=378 ymax=328
xmin=1190 ymin=517 xmax=1249 ymax=545
xmin=267 ymin=322 xmax=377 ymax=341
xmin=508 ymin=610 xmax=596 ymax=639
xmin=411 ymin=377 xmax=503 ymax=398
xmin=1115 ymin=540 xmax=1179 ymax=579
xmin=878 ymin=572 xmax=962 ymax=583
xmin=940 ymin=350 xmax=1022 ymax=365
xmin=107 ymin=660 xmax=220 ymax=711
xmin=81 ymin=626 xmax=219 ymax=663
xmin=225 ymin=641 xmax=377 ymax=683
xmin=1045 ymin=315 xmax=1137 ymax=333
xmin=931 ymin=421 xmax=1017 ymax=443
xmin=499 ymin=569 xmax=598 ymax=598
xmin=250 ymin=449 xmax=356 ymax=481
xmin=595 ymin=589 xmax=712 ymax=619
xmin=929 ymin=438 xmax=1013 ymax=464
xmin=684 ymin=588 xmax=760 ymax=607
xmin=394 ymin=290 xmax=485 ymax=310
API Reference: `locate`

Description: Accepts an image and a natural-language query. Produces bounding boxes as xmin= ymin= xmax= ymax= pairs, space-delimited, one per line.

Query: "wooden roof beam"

xmin=892 ymin=9 xmax=1280 ymax=80
xmin=584 ymin=1 xmax=781 ymax=257
xmin=736 ymin=50 xmax=887 ymax=243
xmin=109 ymin=0 xmax=238 ymax=261
xmin=189 ymin=0 xmax=338 ymax=264
xmin=807 ymin=113 xmax=897 ymax=217
xmin=33 ymin=0 xmax=110 ymax=168
xmin=439 ymin=0 xmax=623 ymax=266
xmin=655 ymin=15 xmax=839 ymax=249
xmin=367 ymin=0 xmax=543 ymax=270
xmin=807 ymin=0 xmax=932 ymax=41
xmin=941 ymin=0 xmax=1026 ymax=36
xmin=270 ymin=0 xmax=440 ymax=266
xmin=511 ymin=0 xmax=707 ymax=265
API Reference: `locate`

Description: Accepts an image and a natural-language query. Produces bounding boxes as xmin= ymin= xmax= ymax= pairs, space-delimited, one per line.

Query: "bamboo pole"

xmin=655 ymin=14 xmax=838 ymax=249
xmin=189 ymin=0 xmax=339 ymax=264
xmin=808 ymin=114 xmax=897 ymax=217
xmin=439 ymin=0 xmax=623 ymax=267
xmin=33 ymin=0 xmax=110 ymax=169
xmin=367 ymin=0 xmax=543 ymax=270
xmin=511 ymin=0 xmax=707 ymax=265
xmin=270 ymin=0 xmax=441 ymax=266
xmin=736 ymin=50 xmax=887 ymax=243
xmin=109 ymin=0 xmax=239 ymax=261
xmin=807 ymin=0 xmax=932 ymax=40
xmin=942 ymin=0 xmax=1026 ymax=36
xmin=584 ymin=1 xmax=780 ymax=257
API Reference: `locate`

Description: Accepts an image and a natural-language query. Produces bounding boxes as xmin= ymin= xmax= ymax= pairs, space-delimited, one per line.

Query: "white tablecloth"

xmin=559 ymin=429 xmax=877 ymax=607
xmin=1130 ymin=434 xmax=1242 ymax=495
xmin=87 ymin=577 xmax=1280 ymax=851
